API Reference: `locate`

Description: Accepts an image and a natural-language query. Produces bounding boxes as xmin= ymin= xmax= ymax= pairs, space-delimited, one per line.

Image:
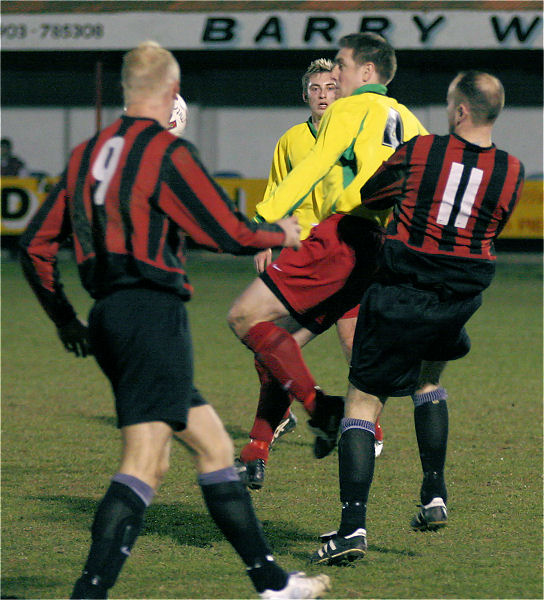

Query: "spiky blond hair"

xmin=121 ymin=41 xmax=180 ymax=105
xmin=301 ymin=58 xmax=335 ymax=100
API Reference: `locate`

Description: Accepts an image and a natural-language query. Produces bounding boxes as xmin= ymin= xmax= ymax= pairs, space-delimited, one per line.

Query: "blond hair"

xmin=301 ymin=58 xmax=335 ymax=100
xmin=121 ymin=41 xmax=180 ymax=105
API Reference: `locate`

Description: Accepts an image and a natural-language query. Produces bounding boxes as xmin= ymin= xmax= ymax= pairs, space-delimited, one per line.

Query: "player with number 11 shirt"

xmin=310 ymin=71 xmax=524 ymax=567
xmin=359 ymin=126 xmax=524 ymax=296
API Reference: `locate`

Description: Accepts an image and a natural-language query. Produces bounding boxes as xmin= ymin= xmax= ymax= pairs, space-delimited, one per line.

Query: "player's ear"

xmin=458 ymin=102 xmax=470 ymax=121
xmin=360 ymin=61 xmax=375 ymax=83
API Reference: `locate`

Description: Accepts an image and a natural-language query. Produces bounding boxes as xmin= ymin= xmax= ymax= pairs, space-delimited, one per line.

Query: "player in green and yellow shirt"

xmin=229 ymin=34 xmax=427 ymax=490
xmin=246 ymin=60 xmax=385 ymax=486
xmin=239 ymin=60 xmax=345 ymax=489
xmin=255 ymin=73 xmax=426 ymax=227
xmin=261 ymin=58 xmax=339 ymax=241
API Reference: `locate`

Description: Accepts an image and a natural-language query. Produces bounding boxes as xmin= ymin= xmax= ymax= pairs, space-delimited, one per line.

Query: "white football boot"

xmin=259 ymin=572 xmax=331 ymax=599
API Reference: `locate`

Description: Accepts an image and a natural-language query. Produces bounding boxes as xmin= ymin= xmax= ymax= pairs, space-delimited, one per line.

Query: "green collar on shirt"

xmin=351 ymin=83 xmax=388 ymax=96
xmin=306 ymin=117 xmax=318 ymax=138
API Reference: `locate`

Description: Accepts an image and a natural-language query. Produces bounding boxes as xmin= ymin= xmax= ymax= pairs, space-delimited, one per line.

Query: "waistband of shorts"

xmin=336 ymin=212 xmax=385 ymax=232
xmin=95 ymin=283 xmax=188 ymax=302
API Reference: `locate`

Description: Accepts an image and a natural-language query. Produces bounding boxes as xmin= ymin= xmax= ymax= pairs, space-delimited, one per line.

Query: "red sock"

xmin=243 ymin=322 xmax=316 ymax=410
xmin=240 ymin=439 xmax=270 ymax=463
xmin=249 ymin=358 xmax=291 ymax=443
xmin=375 ymin=418 xmax=384 ymax=442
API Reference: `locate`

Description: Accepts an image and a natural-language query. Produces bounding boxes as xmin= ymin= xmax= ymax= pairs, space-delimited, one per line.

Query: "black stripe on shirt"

xmin=408 ymin=135 xmax=449 ymax=249
xmin=438 ymin=144 xmax=481 ymax=253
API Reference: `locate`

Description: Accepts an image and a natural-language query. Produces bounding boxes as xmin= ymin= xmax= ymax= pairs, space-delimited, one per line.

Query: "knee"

xmin=339 ymin=336 xmax=353 ymax=363
xmin=417 ymin=361 xmax=447 ymax=390
xmin=345 ymin=385 xmax=384 ymax=421
xmin=227 ymin=300 xmax=250 ymax=339
xmin=156 ymin=453 xmax=171 ymax=485
xmin=141 ymin=452 xmax=171 ymax=490
xmin=336 ymin=318 xmax=356 ymax=363
xmin=195 ymin=428 xmax=235 ymax=472
xmin=207 ymin=430 xmax=234 ymax=463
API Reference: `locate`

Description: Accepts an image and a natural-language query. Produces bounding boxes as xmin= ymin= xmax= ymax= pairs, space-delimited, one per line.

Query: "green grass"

xmin=2 ymin=251 xmax=542 ymax=599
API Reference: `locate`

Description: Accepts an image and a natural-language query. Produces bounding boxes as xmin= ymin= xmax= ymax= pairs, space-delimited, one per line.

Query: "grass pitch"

xmin=1 ymin=250 xmax=542 ymax=599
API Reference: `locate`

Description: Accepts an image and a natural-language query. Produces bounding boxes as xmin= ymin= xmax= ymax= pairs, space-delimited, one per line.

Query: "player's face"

xmin=306 ymin=72 xmax=338 ymax=120
xmin=334 ymin=47 xmax=365 ymax=97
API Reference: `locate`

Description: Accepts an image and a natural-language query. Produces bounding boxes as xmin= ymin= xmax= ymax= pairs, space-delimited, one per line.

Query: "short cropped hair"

xmin=301 ymin=58 xmax=335 ymax=100
xmin=338 ymin=32 xmax=397 ymax=84
xmin=121 ymin=41 xmax=180 ymax=105
xmin=451 ymin=71 xmax=505 ymax=125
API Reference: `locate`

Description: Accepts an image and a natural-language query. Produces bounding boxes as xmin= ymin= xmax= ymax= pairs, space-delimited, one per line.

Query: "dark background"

xmin=1 ymin=46 xmax=541 ymax=252
xmin=2 ymin=48 xmax=542 ymax=107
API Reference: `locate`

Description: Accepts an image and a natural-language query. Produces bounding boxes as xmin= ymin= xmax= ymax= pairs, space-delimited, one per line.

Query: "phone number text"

xmin=1 ymin=23 xmax=104 ymax=40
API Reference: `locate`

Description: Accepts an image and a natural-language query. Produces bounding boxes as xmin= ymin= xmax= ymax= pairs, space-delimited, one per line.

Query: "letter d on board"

xmin=2 ymin=187 xmax=30 ymax=221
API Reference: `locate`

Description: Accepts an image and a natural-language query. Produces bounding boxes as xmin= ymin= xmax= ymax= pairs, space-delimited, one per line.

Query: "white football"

xmin=168 ymin=94 xmax=188 ymax=137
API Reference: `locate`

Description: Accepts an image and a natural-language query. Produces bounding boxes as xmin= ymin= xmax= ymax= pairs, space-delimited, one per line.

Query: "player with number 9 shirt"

xmin=18 ymin=40 xmax=335 ymax=600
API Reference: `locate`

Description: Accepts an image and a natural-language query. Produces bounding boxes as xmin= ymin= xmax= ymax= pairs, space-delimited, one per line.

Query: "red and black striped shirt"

xmin=360 ymin=133 xmax=524 ymax=295
xmin=20 ymin=116 xmax=286 ymax=326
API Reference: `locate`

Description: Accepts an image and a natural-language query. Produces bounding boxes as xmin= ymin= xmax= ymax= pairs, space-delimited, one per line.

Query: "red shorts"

xmin=261 ymin=214 xmax=383 ymax=334
xmin=340 ymin=304 xmax=360 ymax=320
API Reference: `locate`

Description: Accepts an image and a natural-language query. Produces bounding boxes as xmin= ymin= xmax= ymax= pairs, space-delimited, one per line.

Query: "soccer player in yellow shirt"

xmin=228 ymin=33 xmax=427 ymax=490
xmin=260 ymin=58 xmax=339 ymax=243
xmin=239 ymin=58 xmax=385 ymax=489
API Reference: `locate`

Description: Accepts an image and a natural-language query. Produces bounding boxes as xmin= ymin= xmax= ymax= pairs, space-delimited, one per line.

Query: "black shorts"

xmin=88 ymin=288 xmax=207 ymax=430
xmin=349 ymin=282 xmax=482 ymax=398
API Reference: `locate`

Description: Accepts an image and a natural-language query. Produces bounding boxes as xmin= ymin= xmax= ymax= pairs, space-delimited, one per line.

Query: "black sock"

xmin=337 ymin=424 xmax=375 ymax=536
xmin=414 ymin=398 xmax=449 ymax=505
xmin=73 ymin=481 xmax=146 ymax=594
xmin=247 ymin=557 xmax=290 ymax=593
xmin=199 ymin=471 xmax=288 ymax=593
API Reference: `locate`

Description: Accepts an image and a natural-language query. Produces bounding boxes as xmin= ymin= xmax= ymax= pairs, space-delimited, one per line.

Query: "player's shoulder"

xmin=387 ymin=96 xmax=421 ymax=116
xmin=496 ymin=146 xmax=525 ymax=174
xmin=165 ymin=135 xmax=201 ymax=159
xmin=406 ymin=132 xmax=448 ymax=152
xmin=325 ymin=96 xmax=366 ymax=123
xmin=330 ymin=95 xmax=356 ymax=112
xmin=282 ymin=121 xmax=313 ymax=138
xmin=511 ymin=153 xmax=524 ymax=172
xmin=337 ymin=91 xmax=399 ymax=115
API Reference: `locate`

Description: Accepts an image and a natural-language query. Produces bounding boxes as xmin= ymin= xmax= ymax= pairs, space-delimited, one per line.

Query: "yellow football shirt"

xmin=255 ymin=84 xmax=428 ymax=227
xmin=261 ymin=118 xmax=340 ymax=239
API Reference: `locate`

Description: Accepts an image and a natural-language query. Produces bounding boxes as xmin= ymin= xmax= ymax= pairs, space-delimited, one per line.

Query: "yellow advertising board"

xmin=214 ymin=177 xmax=267 ymax=219
xmin=2 ymin=176 xmax=542 ymax=239
xmin=1 ymin=176 xmax=51 ymax=235
xmin=498 ymin=180 xmax=543 ymax=239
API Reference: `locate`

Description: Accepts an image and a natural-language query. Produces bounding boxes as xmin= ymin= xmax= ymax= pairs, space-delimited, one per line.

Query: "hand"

xmin=254 ymin=248 xmax=272 ymax=273
xmin=57 ymin=317 xmax=92 ymax=358
xmin=277 ymin=215 xmax=301 ymax=249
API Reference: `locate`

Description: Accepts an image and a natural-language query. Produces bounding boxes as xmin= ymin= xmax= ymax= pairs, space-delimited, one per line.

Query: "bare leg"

xmin=71 ymin=421 xmax=173 ymax=598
